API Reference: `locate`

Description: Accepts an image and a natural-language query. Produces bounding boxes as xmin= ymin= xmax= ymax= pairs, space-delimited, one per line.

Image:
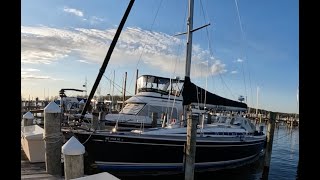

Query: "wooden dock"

xmin=21 ymin=147 xmax=63 ymax=180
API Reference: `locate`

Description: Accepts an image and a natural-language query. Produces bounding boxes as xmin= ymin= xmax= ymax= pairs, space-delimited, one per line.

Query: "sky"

xmin=21 ymin=0 xmax=299 ymax=114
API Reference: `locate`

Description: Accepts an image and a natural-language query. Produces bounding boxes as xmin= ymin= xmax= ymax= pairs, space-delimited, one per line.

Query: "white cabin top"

xmin=136 ymin=75 xmax=184 ymax=97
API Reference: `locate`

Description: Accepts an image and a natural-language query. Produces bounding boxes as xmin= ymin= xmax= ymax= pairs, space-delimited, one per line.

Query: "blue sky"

xmin=21 ymin=0 xmax=299 ymax=114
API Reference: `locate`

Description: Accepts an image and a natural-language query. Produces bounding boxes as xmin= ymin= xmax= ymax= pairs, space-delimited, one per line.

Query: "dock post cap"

xmin=23 ymin=111 xmax=34 ymax=119
xmin=44 ymin=101 xmax=60 ymax=113
xmin=62 ymin=136 xmax=85 ymax=155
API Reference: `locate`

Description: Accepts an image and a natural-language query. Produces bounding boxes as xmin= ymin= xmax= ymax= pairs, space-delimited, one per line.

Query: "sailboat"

xmin=66 ymin=0 xmax=266 ymax=175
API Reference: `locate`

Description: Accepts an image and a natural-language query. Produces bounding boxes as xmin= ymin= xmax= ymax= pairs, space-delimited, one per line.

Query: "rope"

xmin=62 ymin=114 xmax=99 ymax=145
xmin=81 ymin=130 xmax=95 ymax=145
xmin=68 ymin=122 xmax=96 ymax=145
xmin=43 ymin=132 xmax=63 ymax=144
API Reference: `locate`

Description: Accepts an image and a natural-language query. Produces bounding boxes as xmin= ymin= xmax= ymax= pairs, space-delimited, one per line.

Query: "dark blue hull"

xmin=72 ymin=131 xmax=265 ymax=175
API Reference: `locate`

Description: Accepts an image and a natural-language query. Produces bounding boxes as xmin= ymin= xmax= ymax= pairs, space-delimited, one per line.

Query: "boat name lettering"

xmin=105 ymin=137 xmax=123 ymax=142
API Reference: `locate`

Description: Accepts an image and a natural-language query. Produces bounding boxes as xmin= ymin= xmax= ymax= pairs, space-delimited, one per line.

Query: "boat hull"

xmin=103 ymin=120 xmax=155 ymax=128
xmin=72 ymin=131 xmax=265 ymax=175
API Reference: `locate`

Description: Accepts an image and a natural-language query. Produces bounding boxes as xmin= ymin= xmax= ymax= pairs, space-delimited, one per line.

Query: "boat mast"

xmin=182 ymin=0 xmax=195 ymax=126
xmin=181 ymin=0 xmax=209 ymax=114
xmin=184 ymin=0 xmax=194 ymax=79
xmin=79 ymin=0 xmax=135 ymax=121
xmin=182 ymin=1 xmax=211 ymax=178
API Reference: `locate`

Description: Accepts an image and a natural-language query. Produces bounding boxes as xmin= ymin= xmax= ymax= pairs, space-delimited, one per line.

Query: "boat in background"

xmin=103 ymin=74 xmax=247 ymax=128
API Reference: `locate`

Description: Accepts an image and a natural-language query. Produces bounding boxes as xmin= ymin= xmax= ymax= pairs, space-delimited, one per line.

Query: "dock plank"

xmin=21 ymin=147 xmax=63 ymax=180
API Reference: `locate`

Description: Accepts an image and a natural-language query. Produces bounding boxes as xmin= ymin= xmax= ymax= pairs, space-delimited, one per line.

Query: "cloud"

xmin=82 ymin=16 xmax=104 ymax=24
xmin=21 ymin=74 xmax=61 ymax=80
xmin=231 ymin=70 xmax=238 ymax=74
xmin=21 ymin=26 xmax=227 ymax=78
xmin=236 ymin=58 xmax=243 ymax=62
xmin=89 ymin=16 xmax=104 ymax=24
xmin=22 ymin=75 xmax=52 ymax=80
xmin=210 ymin=60 xmax=227 ymax=75
xmin=21 ymin=68 xmax=40 ymax=72
xmin=62 ymin=7 xmax=105 ymax=24
xmin=21 ymin=68 xmax=62 ymax=80
xmin=63 ymin=7 xmax=84 ymax=17
xmin=77 ymin=60 xmax=93 ymax=64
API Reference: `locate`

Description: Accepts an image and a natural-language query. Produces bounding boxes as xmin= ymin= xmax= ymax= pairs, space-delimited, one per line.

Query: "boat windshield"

xmin=138 ymin=105 xmax=178 ymax=120
xmin=119 ymin=103 xmax=145 ymax=115
xmin=120 ymin=103 xmax=179 ymax=120
xmin=137 ymin=75 xmax=183 ymax=96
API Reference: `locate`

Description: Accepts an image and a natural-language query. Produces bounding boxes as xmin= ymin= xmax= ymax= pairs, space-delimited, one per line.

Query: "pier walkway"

xmin=21 ymin=147 xmax=63 ymax=180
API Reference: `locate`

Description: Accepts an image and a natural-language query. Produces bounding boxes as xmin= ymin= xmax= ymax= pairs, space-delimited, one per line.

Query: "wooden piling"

xmin=161 ymin=113 xmax=167 ymax=128
xmin=184 ymin=112 xmax=197 ymax=180
xmin=22 ymin=111 xmax=34 ymax=126
xmin=43 ymin=101 xmax=62 ymax=176
xmin=180 ymin=113 xmax=185 ymax=127
xmin=79 ymin=101 xmax=85 ymax=113
xmin=99 ymin=111 xmax=106 ymax=130
xmin=151 ymin=112 xmax=158 ymax=128
xmin=207 ymin=113 xmax=212 ymax=124
xmin=92 ymin=115 xmax=99 ymax=130
xmin=259 ymin=114 xmax=262 ymax=123
xmin=62 ymin=136 xmax=85 ymax=180
xmin=262 ymin=111 xmax=276 ymax=179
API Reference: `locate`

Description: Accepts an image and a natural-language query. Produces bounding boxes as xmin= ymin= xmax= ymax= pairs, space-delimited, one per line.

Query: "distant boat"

xmin=57 ymin=88 xmax=87 ymax=112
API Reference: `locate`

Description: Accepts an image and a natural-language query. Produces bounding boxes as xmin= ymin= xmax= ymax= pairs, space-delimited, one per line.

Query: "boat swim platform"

xmin=21 ymin=146 xmax=63 ymax=180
